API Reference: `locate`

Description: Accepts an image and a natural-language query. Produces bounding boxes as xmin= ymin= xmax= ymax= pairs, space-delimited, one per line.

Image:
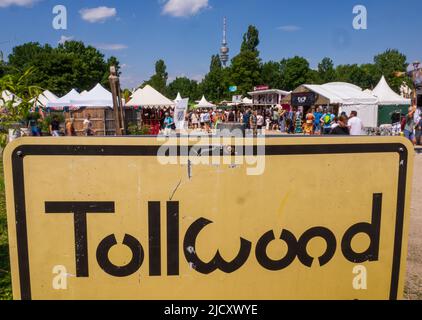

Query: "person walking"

xmin=321 ymin=110 xmax=334 ymax=135
xmin=66 ymin=118 xmax=77 ymax=136
xmin=257 ymin=111 xmax=264 ymax=132
xmin=28 ymin=115 xmax=41 ymax=137
xmin=404 ymin=105 xmax=417 ymax=145
xmin=250 ymin=110 xmax=258 ymax=136
xmin=416 ymin=116 xmax=422 ymax=146
xmin=330 ymin=115 xmax=350 ymax=135
xmin=50 ymin=115 xmax=61 ymax=137
xmin=163 ymin=112 xmax=174 ymax=136
xmin=83 ymin=114 xmax=94 ymax=136
xmin=314 ymin=107 xmax=323 ymax=135
xmin=348 ymin=111 xmax=364 ymax=136
xmin=191 ymin=111 xmax=199 ymax=130
xmin=243 ymin=109 xmax=251 ymax=130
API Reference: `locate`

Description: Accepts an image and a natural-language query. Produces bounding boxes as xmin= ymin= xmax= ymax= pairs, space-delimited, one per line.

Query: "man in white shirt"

xmin=348 ymin=111 xmax=364 ymax=136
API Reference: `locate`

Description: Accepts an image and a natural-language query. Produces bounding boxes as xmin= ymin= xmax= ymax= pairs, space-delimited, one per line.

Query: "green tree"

xmin=228 ymin=25 xmax=262 ymax=96
xmin=241 ymin=25 xmax=260 ymax=54
xmin=261 ymin=61 xmax=282 ymax=89
xmin=200 ymin=54 xmax=225 ymax=101
xmin=318 ymin=57 xmax=335 ymax=84
xmin=6 ymin=41 xmax=118 ymax=95
xmin=142 ymin=59 xmax=168 ymax=95
xmin=167 ymin=77 xmax=199 ymax=101
xmin=280 ymin=56 xmax=313 ymax=91
xmin=374 ymin=49 xmax=409 ymax=92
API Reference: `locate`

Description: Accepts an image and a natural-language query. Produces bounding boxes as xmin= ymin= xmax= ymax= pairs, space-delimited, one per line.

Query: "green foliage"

xmin=167 ymin=77 xmax=200 ymax=101
xmin=241 ymin=25 xmax=260 ymax=54
xmin=200 ymin=55 xmax=226 ymax=101
xmin=280 ymin=56 xmax=313 ymax=91
xmin=318 ymin=58 xmax=335 ymax=84
xmin=6 ymin=41 xmax=118 ymax=96
xmin=127 ymin=124 xmax=151 ymax=135
xmin=229 ymin=50 xmax=262 ymax=96
xmin=0 ymin=67 xmax=43 ymax=146
xmin=142 ymin=59 xmax=168 ymax=95
xmin=261 ymin=61 xmax=282 ymax=89
xmin=374 ymin=49 xmax=410 ymax=92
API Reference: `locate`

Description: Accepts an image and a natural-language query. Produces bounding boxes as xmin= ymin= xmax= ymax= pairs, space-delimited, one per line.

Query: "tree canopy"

xmin=141 ymin=59 xmax=168 ymax=95
xmin=5 ymin=41 xmax=120 ymax=96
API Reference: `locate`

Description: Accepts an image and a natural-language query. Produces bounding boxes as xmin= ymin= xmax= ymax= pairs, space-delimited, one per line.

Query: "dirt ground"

xmin=405 ymin=152 xmax=422 ymax=300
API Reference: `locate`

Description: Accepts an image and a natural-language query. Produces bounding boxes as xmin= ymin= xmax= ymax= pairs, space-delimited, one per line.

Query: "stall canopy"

xmin=31 ymin=90 xmax=59 ymax=108
xmin=0 ymin=90 xmax=21 ymax=108
xmin=72 ymin=83 xmax=114 ymax=108
xmin=46 ymin=84 xmax=114 ymax=109
xmin=371 ymin=76 xmax=411 ymax=106
xmin=370 ymin=76 xmax=411 ymax=126
xmin=47 ymin=89 xmax=81 ymax=109
xmin=175 ymin=92 xmax=183 ymax=103
xmin=304 ymin=82 xmax=378 ymax=106
xmin=195 ymin=95 xmax=216 ymax=109
xmin=126 ymin=85 xmax=175 ymax=108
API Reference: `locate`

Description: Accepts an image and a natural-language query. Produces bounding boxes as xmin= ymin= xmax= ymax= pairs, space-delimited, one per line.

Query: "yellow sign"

xmin=3 ymin=137 xmax=414 ymax=300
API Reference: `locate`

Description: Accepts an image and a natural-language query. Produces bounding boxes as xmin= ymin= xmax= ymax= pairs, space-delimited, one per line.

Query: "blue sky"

xmin=0 ymin=0 xmax=421 ymax=89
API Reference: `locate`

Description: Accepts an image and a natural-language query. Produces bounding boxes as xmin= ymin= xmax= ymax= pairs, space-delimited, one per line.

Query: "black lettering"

xmin=342 ymin=193 xmax=382 ymax=263
xmin=167 ymin=201 xmax=179 ymax=276
xmin=183 ymin=218 xmax=252 ymax=274
xmin=148 ymin=202 xmax=161 ymax=276
xmin=45 ymin=201 xmax=115 ymax=277
xmin=256 ymin=230 xmax=298 ymax=270
xmin=297 ymin=227 xmax=337 ymax=267
xmin=96 ymin=234 xmax=144 ymax=277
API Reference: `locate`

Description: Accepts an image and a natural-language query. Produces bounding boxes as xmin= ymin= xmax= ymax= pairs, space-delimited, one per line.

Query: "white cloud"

xmin=277 ymin=25 xmax=302 ymax=32
xmin=58 ymin=35 xmax=74 ymax=44
xmin=0 ymin=0 xmax=40 ymax=8
xmin=80 ymin=6 xmax=117 ymax=23
xmin=162 ymin=0 xmax=209 ymax=18
xmin=95 ymin=43 xmax=128 ymax=51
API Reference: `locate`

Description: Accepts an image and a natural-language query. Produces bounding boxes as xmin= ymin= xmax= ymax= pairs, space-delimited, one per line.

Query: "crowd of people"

xmin=182 ymin=107 xmax=365 ymax=136
xmin=24 ymin=104 xmax=422 ymax=145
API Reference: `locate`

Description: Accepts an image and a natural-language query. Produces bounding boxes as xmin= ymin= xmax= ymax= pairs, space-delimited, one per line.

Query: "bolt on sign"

xmin=3 ymin=137 xmax=414 ymax=300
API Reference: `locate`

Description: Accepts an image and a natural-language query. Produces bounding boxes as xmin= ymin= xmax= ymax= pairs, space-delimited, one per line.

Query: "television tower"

xmin=220 ymin=17 xmax=229 ymax=67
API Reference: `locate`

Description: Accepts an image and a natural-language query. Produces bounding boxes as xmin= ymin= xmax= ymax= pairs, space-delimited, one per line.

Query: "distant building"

xmin=220 ymin=17 xmax=229 ymax=67
xmin=248 ymin=88 xmax=290 ymax=108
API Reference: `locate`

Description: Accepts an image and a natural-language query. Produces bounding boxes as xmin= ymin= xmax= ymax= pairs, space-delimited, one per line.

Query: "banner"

xmin=291 ymin=92 xmax=317 ymax=107
xmin=174 ymin=98 xmax=189 ymax=130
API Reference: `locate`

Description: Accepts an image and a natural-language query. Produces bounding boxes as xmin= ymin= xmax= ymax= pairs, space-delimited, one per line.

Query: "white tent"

xmin=126 ymin=85 xmax=175 ymax=107
xmin=174 ymin=92 xmax=183 ymax=103
xmin=47 ymin=84 xmax=115 ymax=109
xmin=371 ymin=76 xmax=411 ymax=105
xmin=303 ymin=82 xmax=379 ymax=128
xmin=47 ymin=89 xmax=81 ymax=109
xmin=31 ymin=90 xmax=59 ymax=108
xmin=0 ymin=90 xmax=21 ymax=108
xmin=242 ymin=97 xmax=253 ymax=105
xmin=196 ymin=95 xmax=216 ymax=108
xmin=305 ymin=83 xmax=378 ymax=106
xmin=71 ymin=83 xmax=114 ymax=108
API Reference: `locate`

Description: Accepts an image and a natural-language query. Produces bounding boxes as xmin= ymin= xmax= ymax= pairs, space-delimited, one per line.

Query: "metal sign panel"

xmin=3 ymin=137 xmax=414 ymax=300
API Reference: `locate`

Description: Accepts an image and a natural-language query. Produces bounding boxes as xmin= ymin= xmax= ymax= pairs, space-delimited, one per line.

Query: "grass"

xmin=0 ymin=158 xmax=12 ymax=300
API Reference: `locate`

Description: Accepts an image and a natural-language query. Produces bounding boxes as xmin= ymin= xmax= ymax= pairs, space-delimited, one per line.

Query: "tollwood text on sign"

xmin=3 ymin=138 xmax=413 ymax=300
